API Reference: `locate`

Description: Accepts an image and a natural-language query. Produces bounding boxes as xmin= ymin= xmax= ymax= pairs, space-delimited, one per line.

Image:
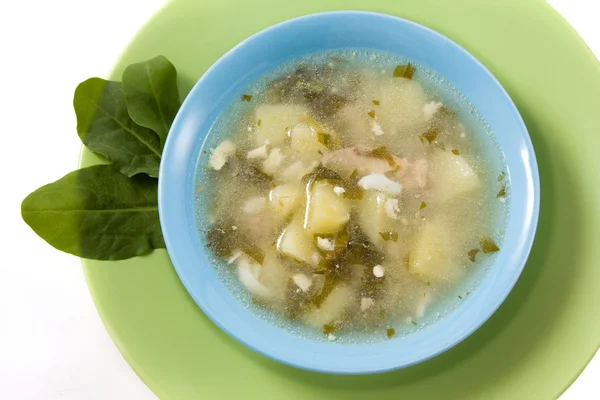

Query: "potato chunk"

xmin=305 ymin=180 xmax=350 ymax=235
xmin=277 ymin=214 xmax=318 ymax=267
xmin=253 ymin=104 xmax=309 ymax=146
xmin=357 ymin=191 xmax=391 ymax=247
xmin=408 ymin=221 xmax=462 ymax=282
xmin=289 ymin=123 xmax=330 ymax=164
xmin=429 ymin=149 xmax=480 ymax=201
xmin=302 ymin=284 xmax=352 ymax=328
xmin=269 ymin=183 xmax=302 ymax=218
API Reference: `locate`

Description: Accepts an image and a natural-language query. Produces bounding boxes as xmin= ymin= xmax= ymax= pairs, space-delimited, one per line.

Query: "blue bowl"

xmin=158 ymin=11 xmax=539 ymax=374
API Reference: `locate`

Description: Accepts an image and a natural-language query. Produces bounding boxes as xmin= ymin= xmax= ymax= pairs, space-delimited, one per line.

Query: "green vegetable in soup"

xmin=206 ymin=223 xmax=265 ymax=264
xmin=365 ymin=146 xmax=396 ymax=166
xmin=21 ymin=165 xmax=164 ymax=260
xmin=372 ymin=99 xmax=380 ymax=106
xmin=317 ymin=132 xmax=333 ymax=149
xmin=242 ymin=94 xmax=253 ymax=101
xmin=323 ymin=324 xmax=337 ymax=335
xmin=468 ymin=249 xmax=480 ymax=262
xmin=451 ymin=149 xmax=460 ymax=155
xmin=386 ymin=328 xmax=396 ymax=338
xmin=480 ymin=237 xmax=500 ymax=254
xmin=393 ymin=63 xmax=415 ymax=79
xmin=230 ymin=154 xmax=273 ymax=189
xmin=265 ymin=65 xmax=350 ymax=118
xmin=367 ymin=110 xmax=376 ymax=119
xmin=420 ymin=128 xmax=438 ymax=144
xmin=497 ymin=185 xmax=506 ymax=198
xmin=379 ymin=231 xmax=399 ymax=242
xmin=420 ymin=201 xmax=427 ymax=210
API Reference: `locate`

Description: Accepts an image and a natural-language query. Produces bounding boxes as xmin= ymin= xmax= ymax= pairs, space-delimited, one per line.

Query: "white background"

xmin=0 ymin=1 xmax=597 ymax=398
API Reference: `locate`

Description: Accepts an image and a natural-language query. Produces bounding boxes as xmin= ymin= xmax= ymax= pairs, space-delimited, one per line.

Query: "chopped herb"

xmin=338 ymin=216 xmax=385 ymax=266
xmin=480 ymin=237 xmax=500 ymax=254
xmin=366 ymin=146 xmax=395 ymax=166
xmin=458 ymin=295 xmax=463 ymax=300
xmin=372 ymin=100 xmax=380 ymax=106
xmin=312 ymin=276 xmax=338 ymax=307
xmin=420 ymin=128 xmax=438 ymax=144
xmin=386 ymin=328 xmax=396 ymax=338
xmin=317 ymin=150 xmax=323 ymax=155
xmin=498 ymin=172 xmax=505 ymax=181
xmin=497 ymin=185 xmax=506 ymax=198
xmin=426 ymin=281 xmax=431 ymax=286
xmin=241 ymin=94 xmax=253 ymax=101
xmin=350 ymin=169 xmax=359 ymax=181
xmin=232 ymin=154 xmax=273 ymax=189
xmin=257 ymin=119 xmax=262 ymax=126
xmin=451 ymin=149 xmax=460 ymax=155
xmin=467 ymin=249 xmax=480 ymax=262
xmin=379 ymin=231 xmax=399 ymax=242
xmin=206 ymin=223 xmax=264 ymax=264
xmin=411 ymin=321 xmax=418 ymax=326
xmin=393 ymin=63 xmax=415 ymax=79
xmin=251 ymin=297 xmax=259 ymax=305
xmin=438 ymin=106 xmax=456 ymax=117
xmin=196 ymin=185 xmax=204 ymax=192
xmin=323 ymin=324 xmax=337 ymax=335
xmin=367 ymin=110 xmax=376 ymax=119
xmin=317 ymin=132 xmax=333 ymax=148
xmin=420 ymin=201 xmax=427 ymax=210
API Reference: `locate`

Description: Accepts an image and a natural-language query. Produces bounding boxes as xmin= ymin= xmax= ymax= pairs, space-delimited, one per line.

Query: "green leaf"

xmin=74 ymin=78 xmax=161 ymax=177
xmin=21 ymin=165 xmax=164 ymax=260
xmin=393 ymin=63 xmax=415 ymax=79
xmin=480 ymin=237 xmax=500 ymax=254
xmin=122 ymin=56 xmax=181 ymax=146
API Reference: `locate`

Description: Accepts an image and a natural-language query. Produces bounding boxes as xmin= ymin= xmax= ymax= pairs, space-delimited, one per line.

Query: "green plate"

xmin=80 ymin=0 xmax=600 ymax=398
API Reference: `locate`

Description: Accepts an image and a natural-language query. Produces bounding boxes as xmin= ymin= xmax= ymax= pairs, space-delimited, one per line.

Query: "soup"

xmin=197 ymin=50 xmax=508 ymax=342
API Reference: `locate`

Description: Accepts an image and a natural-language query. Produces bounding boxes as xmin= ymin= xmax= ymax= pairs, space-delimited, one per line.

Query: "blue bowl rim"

xmin=158 ymin=10 xmax=540 ymax=374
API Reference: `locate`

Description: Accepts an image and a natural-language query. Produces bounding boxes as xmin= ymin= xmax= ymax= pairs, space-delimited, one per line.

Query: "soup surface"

xmin=196 ymin=50 xmax=508 ymax=342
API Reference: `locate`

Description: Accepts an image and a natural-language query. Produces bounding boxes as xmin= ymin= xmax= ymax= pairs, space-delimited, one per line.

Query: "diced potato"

xmin=289 ymin=123 xmax=329 ymax=164
xmin=429 ymin=149 xmax=480 ymax=201
xmin=408 ymin=221 xmax=462 ymax=282
xmin=358 ymin=191 xmax=392 ymax=247
xmin=302 ymin=284 xmax=352 ymax=328
xmin=269 ymin=183 xmax=302 ymax=218
xmin=277 ymin=214 xmax=318 ymax=267
xmin=376 ymin=79 xmax=428 ymax=136
xmin=305 ymin=180 xmax=350 ymax=235
xmin=253 ymin=104 xmax=309 ymax=146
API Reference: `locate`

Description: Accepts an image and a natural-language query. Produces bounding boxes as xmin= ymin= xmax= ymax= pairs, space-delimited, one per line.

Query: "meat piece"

xmin=399 ymin=159 xmax=428 ymax=190
xmin=322 ymin=147 xmax=427 ymax=189
xmin=322 ymin=147 xmax=406 ymax=178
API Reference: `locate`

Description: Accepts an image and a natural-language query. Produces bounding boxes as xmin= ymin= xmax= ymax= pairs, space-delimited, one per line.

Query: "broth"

xmin=196 ymin=50 xmax=508 ymax=342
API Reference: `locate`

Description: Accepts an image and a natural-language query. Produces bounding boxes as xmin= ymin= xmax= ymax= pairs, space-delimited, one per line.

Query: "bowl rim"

xmin=158 ymin=10 xmax=540 ymax=374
